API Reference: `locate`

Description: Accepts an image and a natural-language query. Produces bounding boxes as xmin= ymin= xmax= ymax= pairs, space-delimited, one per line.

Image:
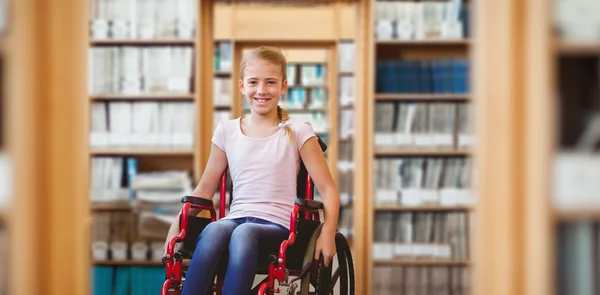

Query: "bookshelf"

xmin=549 ymin=1 xmax=600 ymax=295
xmin=361 ymin=0 xmax=474 ymax=294
xmin=86 ymin=1 xmax=215 ymax=293
xmin=85 ymin=0 xmax=364 ymax=294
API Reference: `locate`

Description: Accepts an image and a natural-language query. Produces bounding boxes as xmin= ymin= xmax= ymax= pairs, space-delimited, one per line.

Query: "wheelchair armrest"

xmin=181 ymin=196 xmax=213 ymax=207
xmin=295 ymin=198 xmax=323 ymax=210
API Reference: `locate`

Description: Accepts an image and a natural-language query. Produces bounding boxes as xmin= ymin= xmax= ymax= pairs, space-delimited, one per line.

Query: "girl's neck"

xmin=247 ymin=110 xmax=280 ymax=128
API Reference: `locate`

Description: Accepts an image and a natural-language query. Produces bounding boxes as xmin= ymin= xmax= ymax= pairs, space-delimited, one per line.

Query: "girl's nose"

xmin=256 ymin=82 xmax=266 ymax=95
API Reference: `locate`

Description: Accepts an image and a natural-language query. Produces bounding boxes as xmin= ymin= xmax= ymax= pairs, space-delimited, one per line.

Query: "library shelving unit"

xmin=548 ymin=1 xmax=600 ymax=295
xmin=86 ymin=0 xmax=364 ymax=293
xmin=359 ymin=0 xmax=475 ymax=294
xmin=86 ymin=1 xmax=215 ymax=290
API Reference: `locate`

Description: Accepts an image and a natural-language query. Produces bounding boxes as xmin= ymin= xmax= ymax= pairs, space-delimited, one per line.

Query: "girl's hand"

xmin=314 ymin=228 xmax=336 ymax=267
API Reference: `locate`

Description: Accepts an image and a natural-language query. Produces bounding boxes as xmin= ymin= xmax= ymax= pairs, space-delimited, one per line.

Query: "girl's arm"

xmin=299 ymin=137 xmax=341 ymax=266
xmin=164 ymin=143 xmax=228 ymax=253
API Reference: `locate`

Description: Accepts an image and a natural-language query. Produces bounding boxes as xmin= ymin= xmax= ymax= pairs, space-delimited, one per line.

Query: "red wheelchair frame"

xmin=161 ymin=170 xmax=324 ymax=295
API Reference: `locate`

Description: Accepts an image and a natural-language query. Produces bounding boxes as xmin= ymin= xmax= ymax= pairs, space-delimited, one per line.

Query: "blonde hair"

xmin=240 ymin=46 xmax=293 ymax=142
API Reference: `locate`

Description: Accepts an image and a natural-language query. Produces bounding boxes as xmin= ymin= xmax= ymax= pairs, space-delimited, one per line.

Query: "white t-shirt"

xmin=211 ymin=117 xmax=317 ymax=229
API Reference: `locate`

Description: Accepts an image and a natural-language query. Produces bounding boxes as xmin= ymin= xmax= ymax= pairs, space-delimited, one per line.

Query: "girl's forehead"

xmin=244 ymin=60 xmax=283 ymax=77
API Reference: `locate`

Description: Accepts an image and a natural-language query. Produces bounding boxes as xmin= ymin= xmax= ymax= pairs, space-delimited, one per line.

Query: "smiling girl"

xmin=163 ymin=46 xmax=341 ymax=295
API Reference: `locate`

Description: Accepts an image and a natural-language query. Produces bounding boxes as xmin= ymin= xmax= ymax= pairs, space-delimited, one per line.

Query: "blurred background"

xmin=0 ymin=0 xmax=599 ymax=294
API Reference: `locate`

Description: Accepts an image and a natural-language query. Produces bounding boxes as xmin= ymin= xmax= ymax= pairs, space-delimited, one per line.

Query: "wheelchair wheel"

xmin=298 ymin=227 xmax=355 ymax=295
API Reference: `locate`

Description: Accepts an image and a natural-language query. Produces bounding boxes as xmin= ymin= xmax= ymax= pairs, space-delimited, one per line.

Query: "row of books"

xmin=374 ymin=157 xmax=472 ymax=207
xmin=90 ymin=157 xmax=132 ymax=204
xmin=92 ymin=266 xmax=165 ymax=295
xmin=373 ymin=212 xmax=469 ymax=260
xmin=373 ymin=266 xmax=470 ymax=295
xmin=338 ymin=42 xmax=355 ymax=73
xmin=286 ymin=64 xmax=327 ymax=87
xmin=339 ymin=76 xmax=355 ymax=107
xmin=89 ymin=46 xmax=194 ymax=95
xmin=339 ymin=109 xmax=355 ymax=140
xmin=554 ymin=0 xmax=600 ymax=40
xmin=374 ymin=0 xmax=470 ymax=40
xmin=556 ymin=221 xmax=600 ymax=295
xmin=338 ymin=207 xmax=354 ymax=238
xmin=92 ymin=212 xmax=172 ymax=261
xmin=285 ymin=87 xmax=328 ymax=109
xmin=553 ymin=152 xmax=600 ymax=210
xmin=213 ymin=41 xmax=233 ymax=72
xmin=338 ymin=172 xmax=354 ymax=205
xmin=90 ymin=0 xmax=196 ymax=40
xmin=376 ymin=59 xmax=470 ymax=94
xmin=338 ymin=140 xmax=354 ymax=171
xmin=374 ymin=102 xmax=473 ymax=148
xmin=91 ymin=101 xmax=195 ymax=148
xmin=213 ymin=77 xmax=232 ymax=106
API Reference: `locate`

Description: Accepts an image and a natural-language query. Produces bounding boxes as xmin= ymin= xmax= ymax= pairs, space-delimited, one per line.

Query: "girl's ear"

xmin=281 ymin=79 xmax=288 ymax=95
xmin=238 ymin=79 xmax=244 ymax=94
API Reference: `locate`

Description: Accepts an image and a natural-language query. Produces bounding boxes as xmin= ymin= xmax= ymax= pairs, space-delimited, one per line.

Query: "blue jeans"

xmin=181 ymin=217 xmax=289 ymax=295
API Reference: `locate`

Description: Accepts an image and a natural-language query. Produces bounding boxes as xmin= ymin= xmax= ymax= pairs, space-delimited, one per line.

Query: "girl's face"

xmin=239 ymin=59 xmax=288 ymax=116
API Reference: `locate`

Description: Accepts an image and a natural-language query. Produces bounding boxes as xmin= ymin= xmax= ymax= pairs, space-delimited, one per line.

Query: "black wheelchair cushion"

xmin=181 ymin=215 xmax=212 ymax=256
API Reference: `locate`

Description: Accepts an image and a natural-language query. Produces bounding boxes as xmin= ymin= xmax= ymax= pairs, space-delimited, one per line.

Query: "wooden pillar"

xmin=354 ymin=0 xmax=372 ymax=294
xmin=524 ymin=0 xmax=553 ymax=294
xmin=472 ymin=0 xmax=533 ymax=294
xmin=195 ymin=0 xmax=215 ymax=181
xmin=8 ymin=0 xmax=89 ymax=294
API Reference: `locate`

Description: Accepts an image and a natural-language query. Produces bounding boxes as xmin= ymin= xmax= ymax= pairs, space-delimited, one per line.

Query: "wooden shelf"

xmin=374 ymin=148 xmax=472 ymax=157
xmin=555 ymin=38 xmax=600 ymax=55
xmin=92 ymin=260 xmax=163 ymax=266
xmin=214 ymin=103 xmax=232 ymax=109
xmin=375 ymin=93 xmax=471 ymax=101
xmin=91 ymin=203 xmax=132 ymax=211
xmin=373 ymin=259 xmax=470 ymax=266
xmin=90 ymin=94 xmax=194 ymax=101
xmin=90 ymin=39 xmax=195 ymax=46
xmin=376 ymin=39 xmax=470 ymax=46
xmin=374 ymin=205 xmax=473 ymax=212
xmin=554 ymin=208 xmax=600 ymax=221
xmin=90 ymin=148 xmax=194 ymax=156
xmin=214 ymin=70 xmax=232 ymax=76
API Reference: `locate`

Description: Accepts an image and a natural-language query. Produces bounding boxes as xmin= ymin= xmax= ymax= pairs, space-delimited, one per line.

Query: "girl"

xmin=163 ymin=46 xmax=341 ymax=295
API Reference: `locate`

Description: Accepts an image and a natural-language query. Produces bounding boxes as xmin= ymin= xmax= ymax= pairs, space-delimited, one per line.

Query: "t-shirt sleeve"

xmin=211 ymin=121 xmax=226 ymax=151
xmin=295 ymin=122 xmax=317 ymax=151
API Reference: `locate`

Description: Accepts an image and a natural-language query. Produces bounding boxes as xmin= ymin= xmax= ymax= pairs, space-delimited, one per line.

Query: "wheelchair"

xmin=161 ymin=139 xmax=355 ymax=295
